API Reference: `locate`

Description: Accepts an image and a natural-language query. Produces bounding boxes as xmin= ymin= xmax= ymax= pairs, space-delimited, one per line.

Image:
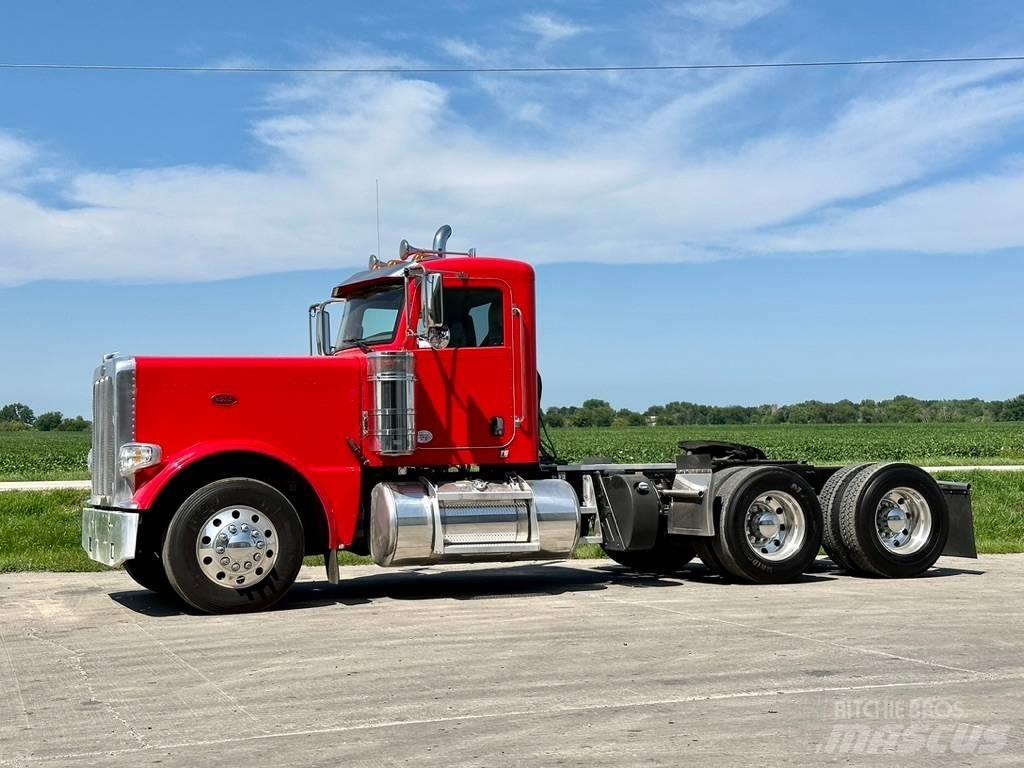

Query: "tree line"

xmin=5 ymin=394 xmax=1024 ymax=433
xmin=0 ymin=403 xmax=91 ymax=432
xmin=544 ymin=395 xmax=1024 ymax=428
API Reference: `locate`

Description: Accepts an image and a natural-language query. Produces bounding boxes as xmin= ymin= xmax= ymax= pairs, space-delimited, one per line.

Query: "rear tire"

xmin=837 ymin=463 xmax=949 ymax=578
xmin=819 ymin=463 xmax=876 ymax=574
xmin=162 ymin=478 xmax=305 ymax=613
xmin=604 ymin=534 xmax=695 ymax=574
xmin=710 ymin=466 xmax=823 ymax=583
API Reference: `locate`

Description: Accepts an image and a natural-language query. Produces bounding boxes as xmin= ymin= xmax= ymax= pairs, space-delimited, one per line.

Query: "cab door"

xmin=412 ymin=277 xmax=518 ymax=460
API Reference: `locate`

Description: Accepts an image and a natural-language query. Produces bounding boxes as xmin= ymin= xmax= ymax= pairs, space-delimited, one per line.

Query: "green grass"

xmin=1 ymin=471 xmax=1021 ymax=572
xmin=935 ymin=471 xmax=1024 ymax=554
xmin=0 ymin=490 xmax=107 ymax=572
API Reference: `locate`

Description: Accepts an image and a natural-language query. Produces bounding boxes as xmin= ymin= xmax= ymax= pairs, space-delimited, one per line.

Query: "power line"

xmin=0 ymin=55 xmax=1022 ymax=76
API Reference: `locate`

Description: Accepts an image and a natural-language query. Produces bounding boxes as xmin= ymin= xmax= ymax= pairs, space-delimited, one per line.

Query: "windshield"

xmin=335 ymin=283 xmax=405 ymax=351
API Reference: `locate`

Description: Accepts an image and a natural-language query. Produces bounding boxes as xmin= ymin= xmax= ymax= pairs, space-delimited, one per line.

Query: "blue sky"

xmin=1 ymin=1 xmax=1023 ymax=417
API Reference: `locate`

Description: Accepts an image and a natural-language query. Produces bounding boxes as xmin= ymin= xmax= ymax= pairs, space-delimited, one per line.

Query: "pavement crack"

xmin=123 ymin=619 xmax=264 ymax=728
xmin=24 ymin=626 xmax=147 ymax=748
xmin=0 ymin=623 xmax=30 ymax=730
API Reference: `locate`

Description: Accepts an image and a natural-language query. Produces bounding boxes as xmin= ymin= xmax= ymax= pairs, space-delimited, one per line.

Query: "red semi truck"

xmin=83 ymin=226 xmax=977 ymax=613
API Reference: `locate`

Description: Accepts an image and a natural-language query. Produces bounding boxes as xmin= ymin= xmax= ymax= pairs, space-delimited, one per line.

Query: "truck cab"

xmin=312 ymin=240 xmax=540 ymax=469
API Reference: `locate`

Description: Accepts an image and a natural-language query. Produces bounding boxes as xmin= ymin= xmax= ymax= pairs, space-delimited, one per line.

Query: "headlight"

xmin=118 ymin=443 xmax=162 ymax=476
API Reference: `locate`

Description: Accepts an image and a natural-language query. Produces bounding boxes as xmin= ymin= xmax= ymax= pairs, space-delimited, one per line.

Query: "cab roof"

xmin=331 ymin=255 xmax=534 ymax=298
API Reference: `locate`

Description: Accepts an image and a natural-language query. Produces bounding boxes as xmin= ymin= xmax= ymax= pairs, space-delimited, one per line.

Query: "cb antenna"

xmin=375 ymin=179 xmax=382 ymax=259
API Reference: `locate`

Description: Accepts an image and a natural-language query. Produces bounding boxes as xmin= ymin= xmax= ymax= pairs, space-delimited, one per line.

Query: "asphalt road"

xmin=1 ymin=556 xmax=1022 ymax=767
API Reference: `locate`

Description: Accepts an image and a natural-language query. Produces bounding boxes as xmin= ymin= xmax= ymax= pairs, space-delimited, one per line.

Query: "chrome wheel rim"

xmin=875 ymin=487 xmax=931 ymax=555
xmin=196 ymin=505 xmax=277 ymax=588
xmin=743 ymin=491 xmax=806 ymax=562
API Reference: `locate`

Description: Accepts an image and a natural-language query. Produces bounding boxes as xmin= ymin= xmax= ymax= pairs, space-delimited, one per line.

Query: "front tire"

xmin=162 ymin=478 xmax=304 ymax=613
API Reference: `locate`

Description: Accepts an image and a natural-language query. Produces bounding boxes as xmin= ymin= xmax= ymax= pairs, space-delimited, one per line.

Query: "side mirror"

xmin=419 ymin=272 xmax=449 ymax=350
xmin=316 ymin=308 xmax=334 ymax=355
xmin=421 ymin=272 xmax=444 ymax=330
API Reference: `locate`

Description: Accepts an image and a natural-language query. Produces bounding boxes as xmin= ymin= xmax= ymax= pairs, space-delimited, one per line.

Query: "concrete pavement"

xmin=1 ymin=556 xmax=1022 ymax=766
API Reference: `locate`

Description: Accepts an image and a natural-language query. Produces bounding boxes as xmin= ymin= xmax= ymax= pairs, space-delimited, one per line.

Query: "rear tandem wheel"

xmin=836 ymin=463 xmax=950 ymax=578
xmin=702 ymin=465 xmax=823 ymax=583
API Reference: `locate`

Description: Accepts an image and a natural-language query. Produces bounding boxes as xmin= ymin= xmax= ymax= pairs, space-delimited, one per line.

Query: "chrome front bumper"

xmin=81 ymin=507 xmax=139 ymax=567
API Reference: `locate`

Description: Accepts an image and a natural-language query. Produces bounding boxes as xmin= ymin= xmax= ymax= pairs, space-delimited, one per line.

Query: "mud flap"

xmin=938 ymin=481 xmax=977 ymax=559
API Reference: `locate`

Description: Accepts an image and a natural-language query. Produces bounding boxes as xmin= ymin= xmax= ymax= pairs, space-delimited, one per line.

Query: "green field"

xmin=549 ymin=422 xmax=1024 ymax=465
xmin=0 ymin=431 xmax=92 ymax=481
xmin=3 ymin=423 xmax=1024 ymax=482
xmin=1 ymin=469 xmax=1021 ymax=572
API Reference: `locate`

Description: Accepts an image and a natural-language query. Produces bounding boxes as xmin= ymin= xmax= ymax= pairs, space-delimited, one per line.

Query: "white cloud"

xmin=439 ymin=37 xmax=487 ymax=64
xmin=752 ymin=164 xmax=1024 ymax=254
xmin=0 ymin=54 xmax=1023 ymax=285
xmin=672 ymin=0 xmax=786 ymax=28
xmin=0 ymin=134 xmax=36 ymax=181
xmin=520 ymin=13 xmax=587 ymax=45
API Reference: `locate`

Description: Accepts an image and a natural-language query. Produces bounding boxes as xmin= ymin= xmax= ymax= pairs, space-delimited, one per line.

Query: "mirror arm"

xmin=309 ymin=298 xmax=345 ymax=356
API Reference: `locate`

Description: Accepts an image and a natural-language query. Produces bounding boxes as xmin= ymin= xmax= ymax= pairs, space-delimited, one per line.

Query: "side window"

xmin=442 ymin=288 xmax=504 ymax=348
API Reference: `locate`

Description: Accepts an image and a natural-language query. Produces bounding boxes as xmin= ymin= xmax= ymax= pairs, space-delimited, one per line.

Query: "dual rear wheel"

xmin=820 ymin=463 xmax=949 ymax=578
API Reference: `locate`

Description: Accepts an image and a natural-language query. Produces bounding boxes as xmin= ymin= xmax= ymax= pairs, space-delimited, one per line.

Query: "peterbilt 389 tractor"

xmin=83 ymin=225 xmax=977 ymax=613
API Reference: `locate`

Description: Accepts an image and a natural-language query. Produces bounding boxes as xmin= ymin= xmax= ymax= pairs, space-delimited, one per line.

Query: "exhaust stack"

xmin=432 ymin=225 xmax=452 ymax=255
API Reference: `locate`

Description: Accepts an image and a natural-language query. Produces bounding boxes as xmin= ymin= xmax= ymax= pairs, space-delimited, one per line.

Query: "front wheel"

xmin=162 ymin=478 xmax=305 ymax=613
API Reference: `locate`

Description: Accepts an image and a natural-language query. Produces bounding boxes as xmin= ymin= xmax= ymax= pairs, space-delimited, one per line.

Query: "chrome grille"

xmin=91 ymin=373 xmax=114 ymax=499
xmin=89 ymin=355 xmax=136 ymax=507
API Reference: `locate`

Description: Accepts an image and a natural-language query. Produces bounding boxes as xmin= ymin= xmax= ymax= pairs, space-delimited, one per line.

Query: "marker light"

xmin=118 ymin=443 xmax=162 ymax=477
